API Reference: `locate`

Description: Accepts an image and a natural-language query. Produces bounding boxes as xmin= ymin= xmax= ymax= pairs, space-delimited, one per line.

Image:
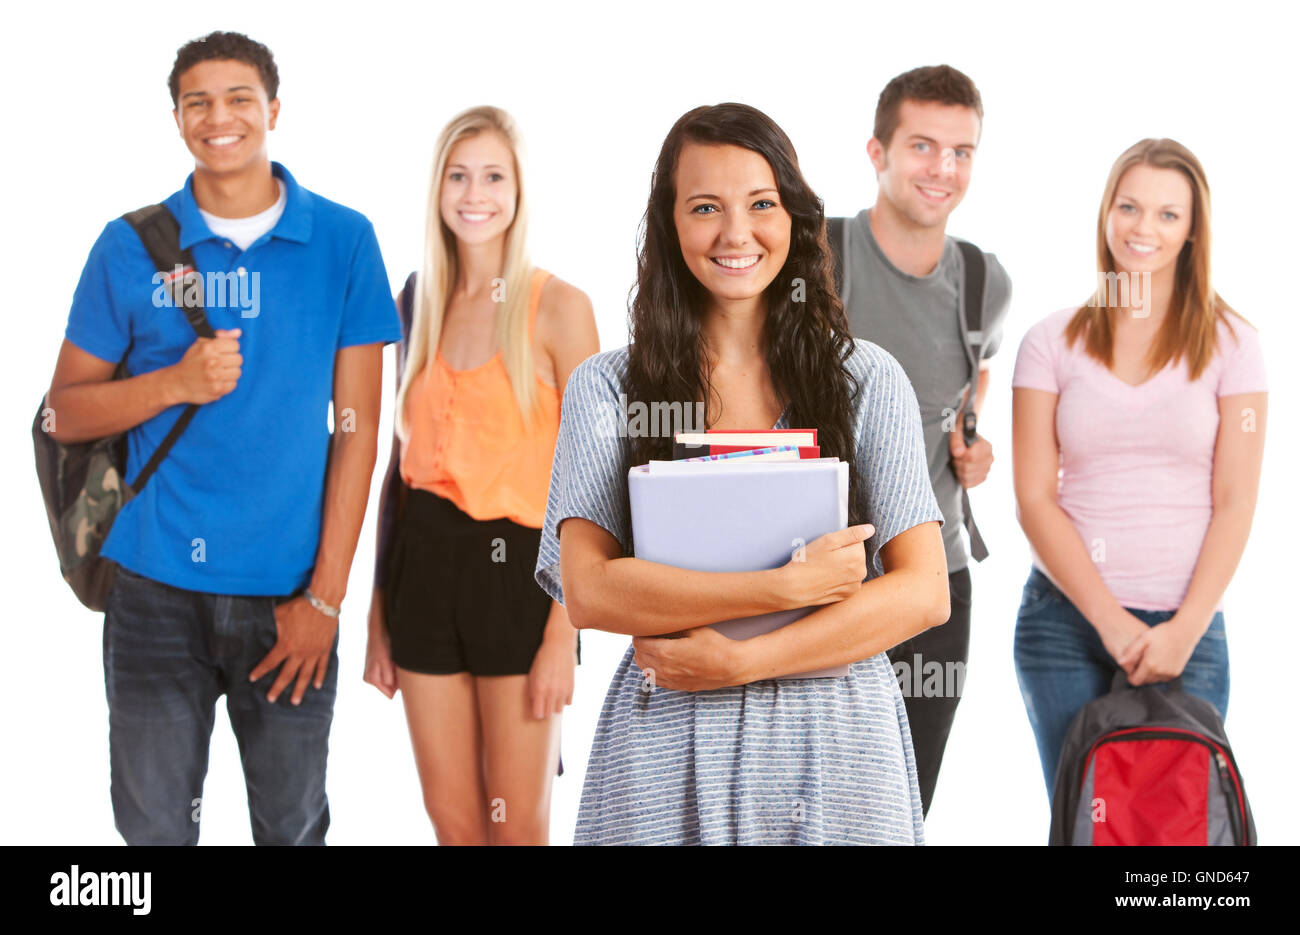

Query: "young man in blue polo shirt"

xmin=835 ymin=65 xmax=1012 ymax=818
xmin=45 ymin=32 xmax=401 ymax=845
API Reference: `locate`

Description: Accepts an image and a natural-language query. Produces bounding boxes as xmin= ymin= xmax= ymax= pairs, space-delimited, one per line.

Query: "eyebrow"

xmin=181 ymin=85 xmax=257 ymax=99
xmin=906 ymin=134 xmax=977 ymax=150
xmin=448 ymin=163 xmax=506 ymax=170
xmin=685 ymin=187 xmax=779 ymax=201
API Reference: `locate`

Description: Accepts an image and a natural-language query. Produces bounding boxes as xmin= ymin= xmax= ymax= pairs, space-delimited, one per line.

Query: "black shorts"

xmin=386 ymin=488 xmax=553 ymax=676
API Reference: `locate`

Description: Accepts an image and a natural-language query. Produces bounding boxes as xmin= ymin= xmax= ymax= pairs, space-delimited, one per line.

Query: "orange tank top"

xmin=400 ymin=269 xmax=559 ymax=528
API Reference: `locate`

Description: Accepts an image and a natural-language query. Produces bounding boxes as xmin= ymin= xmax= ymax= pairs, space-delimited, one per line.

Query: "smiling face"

xmin=869 ymin=99 xmax=980 ymax=229
xmin=173 ymin=59 xmax=278 ymax=175
xmin=673 ymin=142 xmax=792 ymax=307
xmin=439 ymin=130 xmax=518 ymax=246
xmin=1104 ymin=164 xmax=1194 ymax=276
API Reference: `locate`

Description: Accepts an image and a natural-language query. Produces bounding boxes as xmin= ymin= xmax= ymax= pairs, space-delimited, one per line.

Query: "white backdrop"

xmin=3 ymin=0 xmax=1295 ymax=845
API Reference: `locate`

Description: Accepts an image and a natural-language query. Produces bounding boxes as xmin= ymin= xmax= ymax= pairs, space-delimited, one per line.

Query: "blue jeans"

xmin=103 ymin=565 xmax=338 ymax=845
xmin=1012 ymin=566 xmax=1229 ymax=800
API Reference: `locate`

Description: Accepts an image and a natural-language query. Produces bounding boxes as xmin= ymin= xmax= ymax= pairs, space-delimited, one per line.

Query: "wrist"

xmin=308 ymin=571 xmax=346 ymax=610
xmin=767 ymin=566 xmax=797 ymax=613
xmin=1168 ymin=608 xmax=1212 ymax=639
xmin=302 ymin=587 xmax=341 ymax=619
xmin=158 ymin=364 xmax=186 ymax=408
xmin=729 ymin=632 xmax=767 ymax=685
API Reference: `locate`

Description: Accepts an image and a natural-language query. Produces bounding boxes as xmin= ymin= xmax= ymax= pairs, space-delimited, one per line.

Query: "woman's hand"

xmin=1096 ymin=609 xmax=1151 ymax=674
xmin=778 ymin=524 xmax=874 ymax=608
xmin=1118 ymin=621 xmax=1202 ymax=686
xmin=363 ymin=590 xmax=399 ymax=699
xmin=528 ymin=631 xmax=576 ymax=720
xmin=632 ymin=625 xmax=747 ymax=692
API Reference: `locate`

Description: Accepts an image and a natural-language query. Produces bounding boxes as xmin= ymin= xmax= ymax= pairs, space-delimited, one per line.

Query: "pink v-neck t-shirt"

xmin=1012 ymin=307 xmax=1267 ymax=612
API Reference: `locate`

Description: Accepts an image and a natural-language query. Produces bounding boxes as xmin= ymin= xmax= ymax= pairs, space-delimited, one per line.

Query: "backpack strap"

xmin=120 ymin=204 xmax=214 ymax=490
xmin=954 ymin=239 xmax=989 ymax=562
xmin=826 ymin=216 xmax=848 ymax=301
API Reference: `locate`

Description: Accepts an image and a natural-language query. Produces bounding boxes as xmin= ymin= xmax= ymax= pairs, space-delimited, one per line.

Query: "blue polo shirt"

xmin=65 ymin=162 xmax=402 ymax=595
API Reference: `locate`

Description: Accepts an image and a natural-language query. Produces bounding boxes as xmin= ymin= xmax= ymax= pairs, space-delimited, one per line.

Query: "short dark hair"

xmin=873 ymin=65 xmax=982 ymax=149
xmin=168 ymin=31 xmax=279 ymax=107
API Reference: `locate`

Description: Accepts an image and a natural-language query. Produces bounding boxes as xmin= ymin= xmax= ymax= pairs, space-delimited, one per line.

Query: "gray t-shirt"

xmin=841 ymin=208 xmax=1012 ymax=573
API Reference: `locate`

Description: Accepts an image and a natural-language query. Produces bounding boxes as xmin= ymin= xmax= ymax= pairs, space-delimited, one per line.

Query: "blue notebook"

xmin=628 ymin=459 xmax=851 ymax=679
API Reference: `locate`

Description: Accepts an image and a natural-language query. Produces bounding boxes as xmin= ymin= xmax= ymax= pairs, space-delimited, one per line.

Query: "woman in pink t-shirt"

xmin=1010 ymin=138 xmax=1267 ymax=797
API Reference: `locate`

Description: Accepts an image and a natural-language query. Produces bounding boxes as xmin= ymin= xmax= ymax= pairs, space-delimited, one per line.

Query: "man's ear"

xmin=866 ymin=137 xmax=887 ymax=174
xmin=268 ymin=97 xmax=281 ymax=131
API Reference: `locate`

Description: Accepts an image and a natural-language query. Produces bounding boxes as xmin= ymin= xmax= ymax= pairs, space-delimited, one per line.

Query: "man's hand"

xmin=171 ymin=328 xmax=243 ymax=404
xmin=249 ymin=596 xmax=338 ymax=705
xmin=950 ymin=426 xmax=994 ymax=489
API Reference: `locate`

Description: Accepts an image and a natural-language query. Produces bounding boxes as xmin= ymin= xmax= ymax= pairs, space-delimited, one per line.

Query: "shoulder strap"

xmin=955 ymin=239 xmax=986 ymax=376
xmin=826 ymin=216 xmax=847 ymax=300
xmin=394 ymin=270 xmax=420 ymax=381
xmin=120 ymin=204 xmax=214 ymax=490
xmin=953 ymin=239 xmax=989 ymax=562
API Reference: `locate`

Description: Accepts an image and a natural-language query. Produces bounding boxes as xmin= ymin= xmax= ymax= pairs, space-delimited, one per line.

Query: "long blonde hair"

xmin=395 ymin=105 xmax=536 ymax=441
xmin=1066 ymin=137 xmax=1247 ymax=382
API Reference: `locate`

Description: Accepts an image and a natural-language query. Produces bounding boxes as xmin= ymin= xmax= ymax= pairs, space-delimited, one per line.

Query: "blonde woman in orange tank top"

xmin=363 ymin=106 xmax=599 ymax=845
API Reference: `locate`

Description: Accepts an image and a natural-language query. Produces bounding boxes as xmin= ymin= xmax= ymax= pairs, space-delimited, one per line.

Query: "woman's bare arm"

xmin=1012 ymin=388 xmax=1145 ymax=653
xmin=1170 ymin=392 xmax=1267 ymax=634
xmin=735 ymin=521 xmax=948 ymax=680
xmin=559 ymin=516 xmax=873 ymax=636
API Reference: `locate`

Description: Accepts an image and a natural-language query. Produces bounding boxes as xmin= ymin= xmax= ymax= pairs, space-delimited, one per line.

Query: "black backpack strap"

xmin=826 ymin=216 xmax=847 ymax=300
xmin=120 ymin=204 xmax=215 ymax=490
xmin=954 ymin=239 xmax=989 ymax=562
xmin=397 ymin=271 xmax=417 ymax=374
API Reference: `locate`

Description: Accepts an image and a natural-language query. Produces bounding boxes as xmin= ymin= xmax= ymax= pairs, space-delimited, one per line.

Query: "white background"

xmin=3 ymin=0 xmax=1295 ymax=845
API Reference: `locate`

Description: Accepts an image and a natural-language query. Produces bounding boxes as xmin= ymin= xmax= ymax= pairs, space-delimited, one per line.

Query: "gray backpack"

xmin=1049 ymin=672 xmax=1255 ymax=846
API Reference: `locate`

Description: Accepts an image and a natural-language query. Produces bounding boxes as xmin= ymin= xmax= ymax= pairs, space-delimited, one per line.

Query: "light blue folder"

xmin=628 ymin=460 xmax=851 ymax=679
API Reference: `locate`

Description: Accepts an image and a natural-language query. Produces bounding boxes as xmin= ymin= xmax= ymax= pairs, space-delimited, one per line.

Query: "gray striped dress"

xmin=535 ymin=339 xmax=944 ymax=845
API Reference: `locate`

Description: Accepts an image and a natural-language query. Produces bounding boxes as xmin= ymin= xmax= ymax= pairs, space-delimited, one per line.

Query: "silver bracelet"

xmin=303 ymin=588 xmax=341 ymax=618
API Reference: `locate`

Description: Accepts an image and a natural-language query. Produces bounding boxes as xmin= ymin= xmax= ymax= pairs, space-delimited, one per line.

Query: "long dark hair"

xmin=625 ymin=103 xmax=863 ymax=524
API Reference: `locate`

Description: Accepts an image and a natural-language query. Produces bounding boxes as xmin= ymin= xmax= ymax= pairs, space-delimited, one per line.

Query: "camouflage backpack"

xmin=33 ymin=204 xmax=213 ymax=611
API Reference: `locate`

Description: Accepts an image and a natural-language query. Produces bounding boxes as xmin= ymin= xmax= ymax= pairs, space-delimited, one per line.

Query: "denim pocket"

xmin=1017 ymin=570 xmax=1059 ymax=618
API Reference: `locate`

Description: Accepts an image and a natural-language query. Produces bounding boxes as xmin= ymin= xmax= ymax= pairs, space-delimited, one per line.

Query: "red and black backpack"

xmin=1049 ymin=672 xmax=1255 ymax=846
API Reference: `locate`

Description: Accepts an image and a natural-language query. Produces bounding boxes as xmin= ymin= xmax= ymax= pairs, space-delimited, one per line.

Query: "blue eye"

xmin=915 ymin=142 xmax=930 ymax=153
xmin=753 ymin=199 xmax=777 ymax=210
xmin=955 ymin=149 xmax=971 ymax=160
xmin=1118 ymin=203 xmax=1135 ymax=212
xmin=692 ymin=204 xmax=718 ymax=215
xmin=1162 ymin=211 xmax=1179 ymax=221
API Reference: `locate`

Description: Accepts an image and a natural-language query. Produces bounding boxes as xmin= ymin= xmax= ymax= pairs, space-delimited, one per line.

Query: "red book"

xmin=672 ymin=429 xmax=820 ymax=460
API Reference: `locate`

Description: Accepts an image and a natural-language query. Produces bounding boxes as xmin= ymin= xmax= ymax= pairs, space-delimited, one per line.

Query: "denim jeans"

xmin=103 ymin=565 xmax=338 ymax=845
xmin=1012 ymin=566 xmax=1229 ymax=800
xmin=886 ymin=567 xmax=971 ymax=817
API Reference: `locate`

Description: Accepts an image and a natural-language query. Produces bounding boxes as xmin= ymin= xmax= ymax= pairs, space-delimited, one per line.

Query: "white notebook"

xmin=628 ymin=459 xmax=851 ymax=679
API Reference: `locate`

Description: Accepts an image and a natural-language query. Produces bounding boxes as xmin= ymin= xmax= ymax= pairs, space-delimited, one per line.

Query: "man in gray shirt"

xmin=833 ymin=65 xmax=1011 ymax=817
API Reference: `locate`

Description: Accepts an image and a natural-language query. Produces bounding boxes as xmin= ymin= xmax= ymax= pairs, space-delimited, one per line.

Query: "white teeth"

xmin=207 ymin=135 xmax=240 ymax=146
xmin=1127 ymin=242 xmax=1157 ymax=254
xmin=460 ymin=212 xmax=492 ymax=222
xmin=712 ymin=256 xmax=759 ymax=269
xmin=919 ymin=186 xmax=949 ymax=198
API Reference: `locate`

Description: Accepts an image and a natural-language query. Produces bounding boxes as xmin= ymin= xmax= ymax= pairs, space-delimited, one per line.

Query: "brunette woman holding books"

xmin=534 ymin=103 xmax=949 ymax=844
xmin=364 ymin=106 xmax=599 ymax=844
